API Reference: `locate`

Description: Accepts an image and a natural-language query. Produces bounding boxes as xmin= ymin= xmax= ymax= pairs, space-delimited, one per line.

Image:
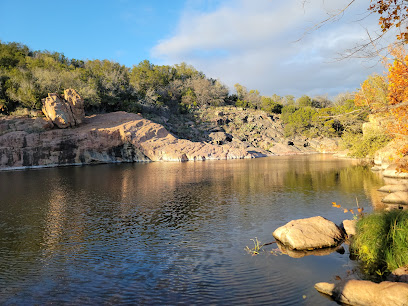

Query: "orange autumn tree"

xmin=386 ymin=46 xmax=408 ymax=157
xmin=355 ymin=45 xmax=408 ymax=159
xmin=354 ymin=74 xmax=389 ymax=110
xmin=387 ymin=47 xmax=408 ymax=156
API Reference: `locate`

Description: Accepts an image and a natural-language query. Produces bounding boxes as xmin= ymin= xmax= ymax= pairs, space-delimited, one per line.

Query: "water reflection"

xmin=0 ymin=155 xmax=385 ymax=305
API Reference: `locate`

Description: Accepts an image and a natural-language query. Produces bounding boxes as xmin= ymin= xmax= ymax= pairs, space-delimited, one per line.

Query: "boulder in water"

xmin=272 ymin=216 xmax=344 ymax=250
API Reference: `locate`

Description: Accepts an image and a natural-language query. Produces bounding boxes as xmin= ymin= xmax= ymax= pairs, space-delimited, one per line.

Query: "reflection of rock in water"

xmin=276 ymin=241 xmax=345 ymax=258
xmin=368 ymin=187 xmax=388 ymax=211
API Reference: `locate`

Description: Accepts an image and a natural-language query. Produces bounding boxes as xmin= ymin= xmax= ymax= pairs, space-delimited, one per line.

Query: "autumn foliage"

xmin=387 ymin=47 xmax=408 ymax=155
xmin=369 ymin=0 xmax=408 ymax=42
xmin=355 ymin=45 xmax=408 ymax=157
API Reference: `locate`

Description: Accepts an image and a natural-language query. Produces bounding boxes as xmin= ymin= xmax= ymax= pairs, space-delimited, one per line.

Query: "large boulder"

xmin=63 ymin=88 xmax=85 ymax=124
xmin=272 ymin=216 xmax=344 ymax=250
xmin=315 ymin=280 xmax=408 ymax=306
xmin=42 ymin=89 xmax=85 ymax=128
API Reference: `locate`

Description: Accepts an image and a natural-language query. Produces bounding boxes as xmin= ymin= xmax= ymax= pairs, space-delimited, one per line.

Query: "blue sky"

xmin=0 ymin=0 xmax=393 ymax=98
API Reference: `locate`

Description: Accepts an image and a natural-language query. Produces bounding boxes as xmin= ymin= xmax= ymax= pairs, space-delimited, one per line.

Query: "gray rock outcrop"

xmin=272 ymin=216 xmax=344 ymax=250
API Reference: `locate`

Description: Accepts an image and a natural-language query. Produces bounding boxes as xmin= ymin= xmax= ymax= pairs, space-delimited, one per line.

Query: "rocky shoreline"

xmin=0 ymin=113 xmax=340 ymax=171
xmin=273 ymin=215 xmax=408 ymax=305
xmin=0 ymin=88 xmax=348 ymax=171
xmin=0 ymin=111 xmax=271 ymax=170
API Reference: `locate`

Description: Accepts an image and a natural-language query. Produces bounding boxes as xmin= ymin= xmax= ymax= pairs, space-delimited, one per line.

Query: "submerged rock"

xmin=272 ymin=216 xmax=344 ymax=250
xmin=315 ymin=280 xmax=408 ymax=306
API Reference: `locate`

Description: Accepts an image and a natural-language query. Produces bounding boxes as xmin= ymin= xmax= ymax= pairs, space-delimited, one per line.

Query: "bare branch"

xmin=297 ymin=0 xmax=356 ymax=42
xmin=318 ymin=108 xmax=365 ymax=119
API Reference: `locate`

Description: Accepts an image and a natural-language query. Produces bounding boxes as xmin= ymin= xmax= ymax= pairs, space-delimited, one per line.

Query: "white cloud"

xmin=151 ymin=0 xmax=391 ymax=98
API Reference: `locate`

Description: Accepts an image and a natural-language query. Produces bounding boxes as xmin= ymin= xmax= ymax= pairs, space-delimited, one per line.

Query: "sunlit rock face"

xmin=42 ymin=89 xmax=85 ymax=128
xmin=378 ymin=184 xmax=408 ymax=193
xmin=341 ymin=219 xmax=357 ymax=238
xmin=382 ymin=191 xmax=408 ymax=205
xmin=273 ymin=216 xmax=344 ymax=250
xmin=383 ymin=164 xmax=408 ymax=179
xmin=0 ymin=111 xmax=268 ymax=169
xmin=315 ymin=280 xmax=408 ymax=306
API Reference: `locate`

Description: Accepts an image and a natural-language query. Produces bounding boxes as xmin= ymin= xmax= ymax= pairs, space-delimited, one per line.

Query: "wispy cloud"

xmin=151 ymin=0 xmax=389 ymax=97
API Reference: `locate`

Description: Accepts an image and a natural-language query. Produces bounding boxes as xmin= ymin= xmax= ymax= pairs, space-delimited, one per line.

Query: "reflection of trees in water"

xmin=282 ymin=163 xmax=386 ymax=212
xmin=0 ymin=156 xmax=386 ymax=258
xmin=283 ymin=165 xmax=383 ymax=193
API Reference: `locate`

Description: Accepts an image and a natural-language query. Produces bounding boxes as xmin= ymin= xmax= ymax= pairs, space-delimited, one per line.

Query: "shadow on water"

xmin=0 ymin=154 xmax=384 ymax=304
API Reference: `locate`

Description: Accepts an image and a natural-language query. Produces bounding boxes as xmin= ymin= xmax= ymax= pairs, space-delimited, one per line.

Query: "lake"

xmin=0 ymin=154 xmax=384 ymax=305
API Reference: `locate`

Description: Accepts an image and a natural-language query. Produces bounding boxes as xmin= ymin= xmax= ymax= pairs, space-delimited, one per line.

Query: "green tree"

xmin=281 ymin=105 xmax=317 ymax=137
xmin=296 ymin=95 xmax=313 ymax=107
xmin=260 ymin=96 xmax=283 ymax=114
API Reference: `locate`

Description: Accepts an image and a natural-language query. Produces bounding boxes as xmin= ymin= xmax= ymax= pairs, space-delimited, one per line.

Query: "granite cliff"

xmin=0 ymin=111 xmax=271 ymax=170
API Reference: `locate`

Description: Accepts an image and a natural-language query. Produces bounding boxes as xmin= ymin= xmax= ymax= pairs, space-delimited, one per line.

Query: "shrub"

xmin=281 ymin=105 xmax=317 ymax=137
xmin=260 ymin=96 xmax=283 ymax=114
xmin=352 ymin=210 xmax=408 ymax=274
xmin=340 ymin=130 xmax=391 ymax=158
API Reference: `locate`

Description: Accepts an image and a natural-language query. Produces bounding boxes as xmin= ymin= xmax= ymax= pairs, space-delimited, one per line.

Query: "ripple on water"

xmin=0 ymin=156 xmax=383 ymax=304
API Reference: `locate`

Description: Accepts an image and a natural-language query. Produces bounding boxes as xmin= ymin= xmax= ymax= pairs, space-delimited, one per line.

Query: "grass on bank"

xmin=352 ymin=210 xmax=408 ymax=274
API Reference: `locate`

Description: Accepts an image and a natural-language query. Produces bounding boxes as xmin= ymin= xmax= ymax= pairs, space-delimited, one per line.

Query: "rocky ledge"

xmin=0 ymin=111 xmax=270 ymax=170
xmin=315 ymin=280 xmax=408 ymax=306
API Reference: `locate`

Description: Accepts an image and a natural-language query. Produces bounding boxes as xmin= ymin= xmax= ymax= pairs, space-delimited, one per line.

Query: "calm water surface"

xmin=0 ymin=155 xmax=384 ymax=305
